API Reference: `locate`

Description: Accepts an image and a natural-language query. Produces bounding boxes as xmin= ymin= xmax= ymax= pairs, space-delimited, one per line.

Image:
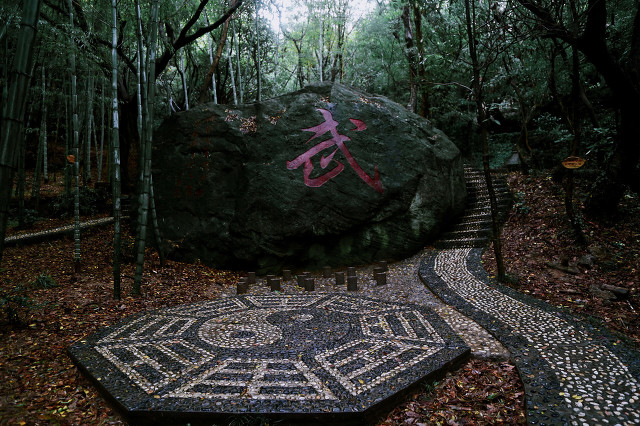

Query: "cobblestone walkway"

xmin=420 ymin=168 xmax=640 ymax=425
xmin=58 ymin=166 xmax=640 ymax=425
xmin=3 ymin=216 xmax=113 ymax=246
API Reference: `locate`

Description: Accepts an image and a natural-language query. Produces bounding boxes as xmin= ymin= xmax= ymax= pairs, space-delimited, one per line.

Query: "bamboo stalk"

xmin=0 ymin=0 xmax=42 ymax=265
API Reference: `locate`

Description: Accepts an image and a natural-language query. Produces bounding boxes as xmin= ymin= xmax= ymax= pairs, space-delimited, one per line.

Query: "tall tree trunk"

xmin=178 ymin=49 xmax=189 ymax=110
xmin=17 ymin=103 xmax=33 ymax=228
xmin=0 ymin=0 xmax=41 ymax=265
xmin=464 ymin=0 xmax=506 ymax=281
xmin=399 ymin=3 xmax=417 ymax=113
xmin=207 ymin=14 xmax=218 ymax=104
xmin=234 ymin=19 xmax=243 ymax=103
xmin=68 ymin=0 xmax=82 ymax=275
xmin=149 ymin=175 xmax=164 ymax=266
xmin=294 ymin=40 xmax=304 ymax=89
xmin=98 ymin=78 xmax=105 ymax=182
xmin=137 ymin=1 xmax=163 ymax=267
xmin=33 ymin=66 xmax=46 ymax=211
xmin=42 ymin=66 xmax=48 ymax=184
xmin=273 ymin=32 xmax=280 ymax=88
xmin=133 ymin=0 xmax=160 ymax=295
xmin=84 ymin=76 xmax=94 ymax=184
xmin=164 ymin=74 xmax=173 ymax=114
xmin=227 ymin=35 xmax=238 ymax=105
xmin=412 ymin=0 xmax=429 ymax=117
xmin=254 ymin=0 xmax=261 ymax=102
xmin=135 ymin=0 xmax=146 ymax=171
xmin=330 ymin=0 xmax=346 ymax=83
xmin=33 ymin=111 xmax=43 ymax=210
xmin=317 ymin=17 xmax=324 ymax=82
xmin=64 ymin=86 xmax=71 ymax=195
xmin=111 ymin=0 xmax=122 ymax=300
xmin=197 ymin=1 xmax=236 ymax=104
xmin=564 ymin=44 xmax=585 ymax=243
xmin=564 ymin=2 xmax=586 ymax=244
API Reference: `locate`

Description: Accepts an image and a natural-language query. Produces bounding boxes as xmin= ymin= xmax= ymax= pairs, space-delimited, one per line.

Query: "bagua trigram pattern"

xmin=91 ymin=295 xmax=454 ymax=402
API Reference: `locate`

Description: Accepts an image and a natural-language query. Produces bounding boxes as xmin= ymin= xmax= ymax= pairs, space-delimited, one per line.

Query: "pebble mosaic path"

xmin=68 ymin=294 xmax=470 ymax=424
xmin=3 ymin=216 xmax=113 ymax=246
xmin=420 ymin=168 xmax=640 ymax=426
xmin=41 ymin=165 xmax=639 ymax=425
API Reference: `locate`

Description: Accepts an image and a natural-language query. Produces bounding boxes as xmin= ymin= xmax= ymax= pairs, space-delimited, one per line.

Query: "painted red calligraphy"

xmin=286 ymin=109 xmax=383 ymax=193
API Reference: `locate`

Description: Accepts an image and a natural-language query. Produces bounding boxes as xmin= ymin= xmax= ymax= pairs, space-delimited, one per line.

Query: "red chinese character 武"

xmin=286 ymin=108 xmax=383 ymax=193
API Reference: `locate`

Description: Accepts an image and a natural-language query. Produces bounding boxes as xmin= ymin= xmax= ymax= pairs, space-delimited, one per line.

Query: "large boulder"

xmin=152 ymin=82 xmax=466 ymax=272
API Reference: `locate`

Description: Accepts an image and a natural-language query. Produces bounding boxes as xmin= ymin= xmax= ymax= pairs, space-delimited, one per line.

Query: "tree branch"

xmin=516 ymin=0 xmax=574 ymax=43
xmin=177 ymin=0 xmax=210 ymax=43
xmin=154 ymin=0 xmax=244 ymax=80
xmin=628 ymin=0 xmax=640 ymax=67
xmin=41 ymin=0 xmax=137 ymax=76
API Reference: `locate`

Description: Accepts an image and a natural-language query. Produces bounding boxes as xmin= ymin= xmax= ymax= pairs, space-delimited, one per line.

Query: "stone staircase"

xmin=435 ymin=166 xmax=512 ymax=249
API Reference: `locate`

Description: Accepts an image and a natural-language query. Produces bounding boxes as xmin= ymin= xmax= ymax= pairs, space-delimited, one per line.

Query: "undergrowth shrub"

xmin=50 ymin=187 xmax=107 ymax=218
xmin=1 ymin=282 xmax=36 ymax=325
xmin=32 ymin=273 xmax=58 ymax=289
xmin=1 ymin=272 xmax=56 ymax=326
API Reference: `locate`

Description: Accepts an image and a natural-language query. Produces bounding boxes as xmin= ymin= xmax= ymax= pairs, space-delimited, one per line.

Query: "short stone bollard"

xmin=304 ymin=277 xmax=315 ymax=292
xmin=237 ymin=278 xmax=249 ymax=294
xmin=347 ymin=267 xmax=356 ymax=277
xmin=373 ymin=266 xmax=385 ymax=276
xmin=296 ymin=273 xmax=306 ymax=287
xmin=374 ymin=272 xmax=387 ymax=286
xmin=247 ymin=272 xmax=256 ymax=284
xmin=347 ymin=275 xmax=358 ymax=291
xmin=270 ymin=277 xmax=282 ymax=292
xmin=282 ymin=269 xmax=292 ymax=281
xmin=322 ymin=266 xmax=332 ymax=278
xmin=335 ymin=271 xmax=345 ymax=286
xmin=266 ymin=275 xmax=276 ymax=287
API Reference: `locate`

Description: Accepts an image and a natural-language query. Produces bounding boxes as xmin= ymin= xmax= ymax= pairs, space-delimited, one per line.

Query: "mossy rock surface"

xmin=153 ymin=82 xmax=466 ymax=272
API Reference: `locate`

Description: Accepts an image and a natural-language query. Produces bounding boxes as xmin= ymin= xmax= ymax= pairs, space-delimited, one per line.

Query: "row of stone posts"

xmin=236 ymin=262 xmax=388 ymax=294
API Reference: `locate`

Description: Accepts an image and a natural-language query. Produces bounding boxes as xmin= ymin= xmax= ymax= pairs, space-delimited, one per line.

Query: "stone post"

xmin=270 ymin=277 xmax=281 ymax=292
xmin=322 ymin=266 xmax=332 ymax=278
xmin=347 ymin=275 xmax=358 ymax=291
xmin=304 ymin=277 xmax=315 ymax=292
xmin=237 ymin=278 xmax=249 ymax=294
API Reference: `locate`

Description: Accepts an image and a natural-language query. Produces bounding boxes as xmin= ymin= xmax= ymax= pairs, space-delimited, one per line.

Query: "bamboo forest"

xmin=1 ymin=0 xmax=639 ymax=424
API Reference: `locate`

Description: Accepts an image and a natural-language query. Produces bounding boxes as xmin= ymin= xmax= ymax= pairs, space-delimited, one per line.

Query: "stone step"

xmin=467 ymin=184 xmax=510 ymax=193
xmin=469 ymin=189 xmax=511 ymax=197
xmin=450 ymin=222 xmax=492 ymax=232
xmin=441 ymin=165 xmax=511 ymax=250
xmin=454 ymin=218 xmax=492 ymax=226
xmin=468 ymin=204 xmax=510 ymax=214
xmin=459 ymin=214 xmax=492 ymax=222
xmin=435 ymin=237 xmax=488 ymax=249
xmin=440 ymin=228 xmax=492 ymax=240
xmin=468 ymin=194 xmax=512 ymax=203
xmin=466 ymin=203 xmax=511 ymax=213
xmin=466 ymin=191 xmax=511 ymax=201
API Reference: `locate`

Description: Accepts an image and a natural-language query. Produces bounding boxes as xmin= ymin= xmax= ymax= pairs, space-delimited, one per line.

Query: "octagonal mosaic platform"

xmin=69 ymin=294 xmax=469 ymax=424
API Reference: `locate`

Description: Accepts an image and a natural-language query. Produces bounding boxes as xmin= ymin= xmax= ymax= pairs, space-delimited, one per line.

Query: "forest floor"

xmin=1 ymin=169 xmax=638 ymax=425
